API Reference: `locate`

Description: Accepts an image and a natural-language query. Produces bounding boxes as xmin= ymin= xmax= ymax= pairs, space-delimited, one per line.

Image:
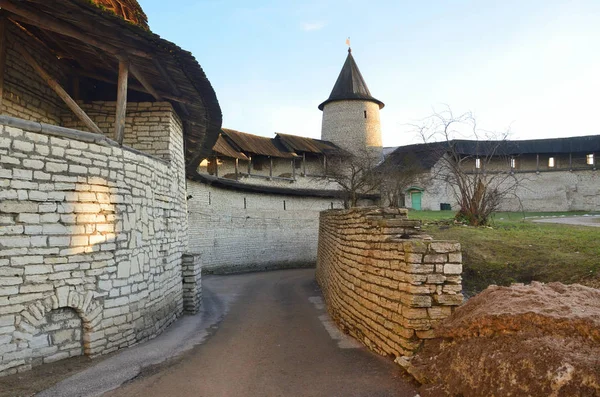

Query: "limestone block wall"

xmin=187 ymin=181 xmax=344 ymax=273
xmin=2 ymin=22 xmax=68 ymax=124
xmin=0 ymin=107 xmax=189 ymax=376
xmin=411 ymin=159 xmax=600 ymax=212
xmin=321 ymin=100 xmax=382 ymax=157
xmin=61 ymin=102 xmax=177 ymax=161
xmin=181 ymin=253 xmax=202 ymax=314
xmin=316 ymin=207 xmax=463 ymax=357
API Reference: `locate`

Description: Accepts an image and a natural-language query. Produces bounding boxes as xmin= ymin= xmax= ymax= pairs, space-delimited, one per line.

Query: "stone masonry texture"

xmin=316 ymin=207 xmax=463 ymax=358
xmin=321 ymin=100 xmax=382 ymax=158
xmin=0 ymin=103 xmax=191 ymax=376
xmin=187 ymin=181 xmax=344 ymax=273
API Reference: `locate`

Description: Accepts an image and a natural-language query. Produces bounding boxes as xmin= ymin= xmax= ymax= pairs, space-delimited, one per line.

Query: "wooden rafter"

xmin=0 ymin=0 xmax=152 ymax=59
xmin=13 ymin=41 xmax=103 ymax=135
xmin=75 ymin=69 xmax=194 ymax=105
xmin=153 ymin=58 xmax=190 ymax=115
xmin=129 ymin=63 xmax=162 ymax=101
xmin=0 ymin=15 xmax=6 ymax=108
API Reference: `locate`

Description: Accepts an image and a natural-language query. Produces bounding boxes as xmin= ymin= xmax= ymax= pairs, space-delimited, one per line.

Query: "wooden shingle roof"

xmin=1 ymin=0 xmax=222 ymax=174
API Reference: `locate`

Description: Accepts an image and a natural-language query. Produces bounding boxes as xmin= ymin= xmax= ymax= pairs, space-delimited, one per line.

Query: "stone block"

xmin=444 ymin=264 xmax=463 ymax=275
xmin=434 ymin=294 xmax=464 ymax=306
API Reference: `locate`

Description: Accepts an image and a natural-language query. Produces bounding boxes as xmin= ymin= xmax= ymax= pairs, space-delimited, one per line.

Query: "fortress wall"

xmin=186 ymin=181 xmax=344 ymax=273
xmin=0 ymin=105 xmax=192 ymax=376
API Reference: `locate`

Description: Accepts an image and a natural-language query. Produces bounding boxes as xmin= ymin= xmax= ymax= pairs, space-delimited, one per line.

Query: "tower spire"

xmin=346 ymin=37 xmax=351 ymax=53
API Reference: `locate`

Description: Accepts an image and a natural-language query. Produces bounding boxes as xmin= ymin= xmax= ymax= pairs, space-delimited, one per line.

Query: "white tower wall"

xmin=321 ymin=100 xmax=382 ymax=158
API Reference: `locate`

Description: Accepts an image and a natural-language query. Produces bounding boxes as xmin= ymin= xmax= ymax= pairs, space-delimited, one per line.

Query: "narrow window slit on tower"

xmin=364 ymin=110 xmax=367 ymax=119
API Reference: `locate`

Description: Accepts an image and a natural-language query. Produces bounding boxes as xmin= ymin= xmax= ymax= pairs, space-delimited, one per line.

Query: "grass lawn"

xmin=407 ymin=210 xmax=600 ymax=296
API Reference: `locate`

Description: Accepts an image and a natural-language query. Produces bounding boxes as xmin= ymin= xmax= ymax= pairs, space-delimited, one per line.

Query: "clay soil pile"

xmin=408 ymin=282 xmax=600 ymax=396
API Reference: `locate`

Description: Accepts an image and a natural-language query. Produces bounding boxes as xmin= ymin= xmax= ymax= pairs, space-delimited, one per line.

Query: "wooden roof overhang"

xmin=0 ymin=0 xmax=222 ymax=174
xmin=212 ymin=135 xmax=249 ymax=160
xmin=222 ymin=128 xmax=297 ymax=159
xmin=275 ymin=133 xmax=348 ymax=156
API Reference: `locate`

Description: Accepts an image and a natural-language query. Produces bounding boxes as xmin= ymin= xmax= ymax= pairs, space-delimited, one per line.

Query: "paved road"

xmin=532 ymin=215 xmax=600 ymax=227
xmin=103 ymin=269 xmax=417 ymax=397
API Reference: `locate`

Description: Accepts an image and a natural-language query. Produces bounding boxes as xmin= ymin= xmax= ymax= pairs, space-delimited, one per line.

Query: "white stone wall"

xmin=321 ymin=100 xmax=382 ymax=157
xmin=1 ymin=22 xmax=68 ymax=125
xmin=187 ymin=181 xmax=344 ymax=273
xmin=0 ymin=105 xmax=189 ymax=376
xmin=62 ymin=102 xmax=177 ymax=161
xmin=406 ymin=158 xmax=600 ymax=212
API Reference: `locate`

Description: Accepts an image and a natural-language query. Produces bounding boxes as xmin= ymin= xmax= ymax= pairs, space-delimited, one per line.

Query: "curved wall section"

xmin=321 ymin=100 xmax=382 ymax=156
xmin=187 ymin=181 xmax=344 ymax=273
xmin=0 ymin=107 xmax=188 ymax=376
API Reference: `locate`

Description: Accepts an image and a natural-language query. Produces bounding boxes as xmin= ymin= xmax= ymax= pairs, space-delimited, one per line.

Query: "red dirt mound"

xmin=408 ymin=282 xmax=600 ymax=396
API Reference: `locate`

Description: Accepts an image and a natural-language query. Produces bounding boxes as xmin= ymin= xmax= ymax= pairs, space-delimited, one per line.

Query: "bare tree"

xmin=378 ymin=152 xmax=427 ymax=208
xmin=412 ymin=107 xmax=522 ymax=226
xmin=327 ymin=149 xmax=382 ymax=209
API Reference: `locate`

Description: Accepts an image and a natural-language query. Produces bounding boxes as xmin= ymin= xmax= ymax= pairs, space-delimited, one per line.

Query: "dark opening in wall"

xmin=253 ymin=157 xmax=265 ymax=171
xmin=364 ymin=110 xmax=367 ymax=119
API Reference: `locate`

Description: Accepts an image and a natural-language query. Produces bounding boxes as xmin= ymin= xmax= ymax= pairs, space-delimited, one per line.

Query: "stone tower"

xmin=319 ymin=48 xmax=384 ymax=158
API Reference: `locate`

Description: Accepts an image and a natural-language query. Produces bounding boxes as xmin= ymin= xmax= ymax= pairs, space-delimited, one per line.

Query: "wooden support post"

xmin=214 ymin=157 xmax=219 ymax=178
xmin=248 ymin=156 xmax=252 ymax=175
xmin=114 ymin=58 xmax=129 ymax=145
xmin=269 ymin=156 xmax=273 ymax=179
xmin=536 ymin=154 xmax=539 ymax=172
xmin=323 ymin=155 xmax=328 ymax=175
xmin=235 ymin=158 xmax=239 ymax=181
xmin=0 ymin=16 xmax=6 ymax=110
xmin=569 ymin=152 xmax=572 ymax=171
xmin=14 ymin=42 xmax=103 ymax=134
xmin=302 ymin=152 xmax=306 ymax=176
xmin=76 ymin=69 xmax=193 ymax=105
xmin=292 ymin=159 xmax=296 ymax=180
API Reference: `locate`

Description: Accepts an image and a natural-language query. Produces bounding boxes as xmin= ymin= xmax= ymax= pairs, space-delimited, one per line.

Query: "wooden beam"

xmin=0 ymin=15 xmax=6 ymax=110
xmin=234 ymin=158 xmax=239 ymax=181
xmin=129 ymin=64 xmax=162 ymax=101
xmin=152 ymin=58 xmax=189 ymax=115
xmin=302 ymin=152 xmax=306 ymax=176
xmin=75 ymin=69 xmax=194 ymax=105
xmin=115 ymin=58 xmax=129 ymax=145
xmin=14 ymin=42 xmax=103 ymax=135
xmin=269 ymin=156 xmax=273 ymax=179
xmin=0 ymin=1 xmax=152 ymax=59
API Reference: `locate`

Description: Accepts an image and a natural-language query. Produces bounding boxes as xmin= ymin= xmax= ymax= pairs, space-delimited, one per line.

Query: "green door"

xmin=411 ymin=191 xmax=422 ymax=210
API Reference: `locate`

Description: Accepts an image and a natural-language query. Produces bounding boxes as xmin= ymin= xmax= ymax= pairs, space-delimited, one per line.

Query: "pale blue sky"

xmin=142 ymin=0 xmax=600 ymax=146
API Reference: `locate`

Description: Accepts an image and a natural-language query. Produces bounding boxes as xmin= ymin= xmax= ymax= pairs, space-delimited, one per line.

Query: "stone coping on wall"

xmin=0 ymin=115 xmax=168 ymax=166
xmin=316 ymin=207 xmax=463 ymax=358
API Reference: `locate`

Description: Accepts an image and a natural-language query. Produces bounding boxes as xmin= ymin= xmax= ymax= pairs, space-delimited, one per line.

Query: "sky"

xmin=141 ymin=0 xmax=600 ymax=147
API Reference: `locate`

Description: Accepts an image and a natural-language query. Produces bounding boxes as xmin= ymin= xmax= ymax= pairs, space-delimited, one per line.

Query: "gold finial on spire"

xmin=346 ymin=37 xmax=351 ymax=53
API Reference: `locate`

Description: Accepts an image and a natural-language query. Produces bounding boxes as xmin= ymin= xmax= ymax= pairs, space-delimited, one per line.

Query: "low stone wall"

xmin=316 ymin=207 xmax=463 ymax=357
xmin=0 ymin=109 xmax=192 ymax=376
xmin=181 ymin=253 xmax=202 ymax=314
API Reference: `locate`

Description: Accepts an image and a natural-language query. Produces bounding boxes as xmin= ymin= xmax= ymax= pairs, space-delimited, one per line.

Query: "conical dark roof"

xmin=318 ymin=49 xmax=384 ymax=110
